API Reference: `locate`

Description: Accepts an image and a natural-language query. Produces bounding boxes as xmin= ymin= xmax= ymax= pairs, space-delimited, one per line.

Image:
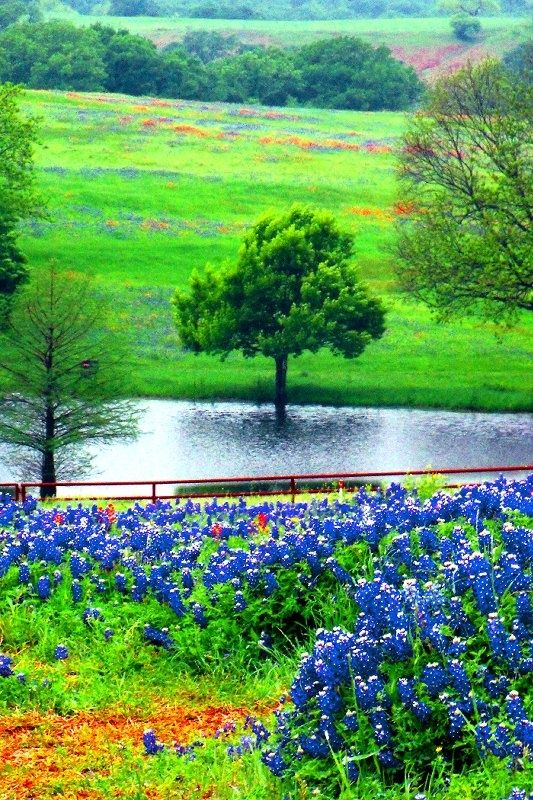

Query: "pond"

xmin=0 ymin=399 xmax=531 ymax=496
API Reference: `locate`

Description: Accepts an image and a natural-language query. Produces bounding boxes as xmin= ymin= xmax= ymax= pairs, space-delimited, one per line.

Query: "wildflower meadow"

xmin=17 ymin=90 xmax=532 ymax=412
xmin=0 ymin=475 xmax=531 ymax=799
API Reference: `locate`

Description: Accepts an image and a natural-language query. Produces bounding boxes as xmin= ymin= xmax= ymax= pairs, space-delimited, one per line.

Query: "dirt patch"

xmin=0 ymin=700 xmax=274 ymax=800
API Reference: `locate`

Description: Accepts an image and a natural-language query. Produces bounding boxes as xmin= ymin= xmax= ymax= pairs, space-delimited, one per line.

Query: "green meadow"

xmin=19 ymin=89 xmax=532 ymax=411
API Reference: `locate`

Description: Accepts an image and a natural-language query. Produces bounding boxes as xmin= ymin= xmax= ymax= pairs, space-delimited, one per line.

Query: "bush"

xmin=451 ymin=15 xmax=482 ymax=41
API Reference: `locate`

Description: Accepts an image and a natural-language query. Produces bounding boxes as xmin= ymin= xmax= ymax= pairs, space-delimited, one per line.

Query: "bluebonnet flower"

xmin=82 ymin=607 xmax=102 ymax=624
xmin=37 ymin=575 xmax=51 ymax=600
xmin=421 ymin=663 xmax=449 ymax=698
xmin=143 ymin=625 xmax=174 ymax=650
xmin=261 ymin=748 xmax=287 ymax=776
xmin=54 ymin=644 xmax=69 ymax=660
xmin=18 ymin=563 xmax=30 ymax=584
xmin=506 ymin=790 xmax=530 ymax=800
xmin=71 ymin=579 xmax=82 ymax=602
xmin=192 ymin=602 xmax=208 ymax=628
xmin=143 ymin=728 xmax=164 ymax=755
xmin=0 ymin=654 xmax=14 ymax=677
xmin=345 ymin=756 xmax=359 ymax=782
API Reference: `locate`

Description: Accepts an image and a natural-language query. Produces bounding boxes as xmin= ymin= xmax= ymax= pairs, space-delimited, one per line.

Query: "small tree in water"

xmin=173 ymin=205 xmax=385 ymax=417
xmin=0 ymin=263 xmax=139 ymax=498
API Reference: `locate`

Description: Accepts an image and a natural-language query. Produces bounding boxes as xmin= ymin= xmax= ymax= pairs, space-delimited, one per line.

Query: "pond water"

xmin=0 ymin=399 xmax=531 ymax=496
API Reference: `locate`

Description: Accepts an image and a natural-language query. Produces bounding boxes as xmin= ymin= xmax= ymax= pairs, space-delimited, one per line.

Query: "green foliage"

xmin=180 ymin=29 xmax=239 ymax=62
xmin=109 ymin=0 xmax=155 ymax=14
xmin=64 ymin=0 xmax=100 ymax=12
xmin=0 ymin=0 xmax=40 ymax=30
xmin=0 ymin=82 xmax=38 ymax=303
xmin=440 ymin=0 xmax=500 ymax=15
xmin=0 ymin=201 xmax=28 ymax=303
xmin=0 ymin=21 xmax=107 ymax=90
xmin=103 ymin=28 xmax=161 ymax=94
xmin=0 ymin=21 xmax=423 ymax=110
xmin=396 ymin=60 xmax=533 ymax=322
xmin=173 ymin=205 xmax=386 ymax=410
xmin=212 ymin=47 xmax=301 ymax=105
xmin=451 ymin=13 xmax=482 ymax=37
xmin=503 ymin=38 xmax=533 ymax=81
xmin=294 ymin=36 xmax=423 ymax=110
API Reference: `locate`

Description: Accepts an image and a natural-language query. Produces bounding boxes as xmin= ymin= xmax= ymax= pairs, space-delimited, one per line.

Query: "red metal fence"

xmin=3 ymin=464 xmax=531 ymax=503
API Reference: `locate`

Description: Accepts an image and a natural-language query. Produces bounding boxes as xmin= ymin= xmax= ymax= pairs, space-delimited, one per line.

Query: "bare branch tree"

xmin=395 ymin=60 xmax=533 ymax=322
xmin=0 ymin=263 xmax=139 ymax=497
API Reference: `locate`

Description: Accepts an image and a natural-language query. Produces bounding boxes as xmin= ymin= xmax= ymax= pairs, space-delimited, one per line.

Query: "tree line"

xmin=65 ymin=0 xmax=531 ymax=19
xmin=0 ymin=21 xmax=423 ymax=110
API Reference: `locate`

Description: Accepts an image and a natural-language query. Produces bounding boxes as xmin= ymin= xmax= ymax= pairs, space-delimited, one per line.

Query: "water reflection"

xmin=0 ymin=400 xmax=530 ymax=496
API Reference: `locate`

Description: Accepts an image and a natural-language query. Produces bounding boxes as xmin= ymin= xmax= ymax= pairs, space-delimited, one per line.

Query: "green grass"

xmin=19 ymin=89 xmax=533 ymax=412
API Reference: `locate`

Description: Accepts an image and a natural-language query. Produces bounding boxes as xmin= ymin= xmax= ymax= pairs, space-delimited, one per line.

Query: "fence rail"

xmin=3 ymin=464 xmax=531 ymax=504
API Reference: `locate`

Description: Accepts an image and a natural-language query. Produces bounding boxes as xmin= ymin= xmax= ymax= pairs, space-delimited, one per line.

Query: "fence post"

xmin=152 ymin=482 xmax=157 ymax=504
xmin=290 ymin=477 xmax=296 ymax=504
xmin=21 ymin=484 xmax=26 ymax=503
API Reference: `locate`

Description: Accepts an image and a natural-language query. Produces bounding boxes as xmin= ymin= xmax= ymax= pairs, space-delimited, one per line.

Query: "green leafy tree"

xmin=0 ymin=264 xmax=139 ymax=498
xmin=213 ymin=48 xmax=301 ymax=105
xmin=28 ymin=23 xmax=107 ymax=91
xmin=0 ymin=83 xmax=39 ymax=310
xmin=173 ymin=205 xmax=385 ymax=415
xmin=180 ymin=30 xmax=238 ymax=63
xmin=395 ymin=60 xmax=533 ymax=322
xmin=0 ymin=202 xmax=27 ymax=299
xmin=0 ymin=0 xmax=40 ymax=30
xmin=451 ymin=15 xmax=482 ymax=39
xmin=159 ymin=48 xmax=209 ymax=99
xmin=103 ymin=31 xmax=161 ymax=95
xmin=440 ymin=0 xmax=500 ymax=40
xmin=503 ymin=39 xmax=532 ymax=82
xmin=0 ymin=22 xmax=107 ymax=90
xmin=294 ymin=36 xmax=422 ymax=110
xmin=0 ymin=23 xmax=39 ymax=85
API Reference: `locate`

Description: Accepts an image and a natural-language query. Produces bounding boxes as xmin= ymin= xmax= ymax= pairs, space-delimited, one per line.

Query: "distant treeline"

xmin=0 ymin=21 xmax=423 ymax=109
xmin=65 ymin=0 xmax=532 ymax=19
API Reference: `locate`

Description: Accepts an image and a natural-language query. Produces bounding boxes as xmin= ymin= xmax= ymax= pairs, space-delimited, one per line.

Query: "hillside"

xmin=16 ymin=89 xmax=532 ymax=411
xmin=46 ymin=11 xmax=528 ymax=81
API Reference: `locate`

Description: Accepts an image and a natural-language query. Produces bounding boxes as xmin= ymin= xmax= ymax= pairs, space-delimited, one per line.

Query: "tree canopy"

xmin=395 ymin=60 xmax=533 ymax=322
xmin=294 ymin=37 xmax=422 ymax=110
xmin=0 ymin=0 xmax=40 ymax=30
xmin=0 ymin=23 xmax=423 ymax=111
xmin=173 ymin=205 xmax=386 ymax=414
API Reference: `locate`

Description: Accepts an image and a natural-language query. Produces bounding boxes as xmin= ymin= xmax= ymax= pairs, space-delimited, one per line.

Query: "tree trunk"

xmin=41 ymin=401 xmax=56 ymax=499
xmin=274 ymin=356 xmax=288 ymax=419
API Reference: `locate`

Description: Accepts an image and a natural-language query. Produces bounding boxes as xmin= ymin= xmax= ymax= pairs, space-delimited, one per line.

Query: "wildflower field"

xmin=0 ymin=476 xmax=532 ymax=799
xmin=17 ymin=89 xmax=532 ymax=412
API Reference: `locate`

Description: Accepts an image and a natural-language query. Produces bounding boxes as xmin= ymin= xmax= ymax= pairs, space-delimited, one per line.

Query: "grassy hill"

xmin=18 ymin=89 xmax=532 ymax=411
xmin=46 ymin=11 xmax=528 ymax=81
